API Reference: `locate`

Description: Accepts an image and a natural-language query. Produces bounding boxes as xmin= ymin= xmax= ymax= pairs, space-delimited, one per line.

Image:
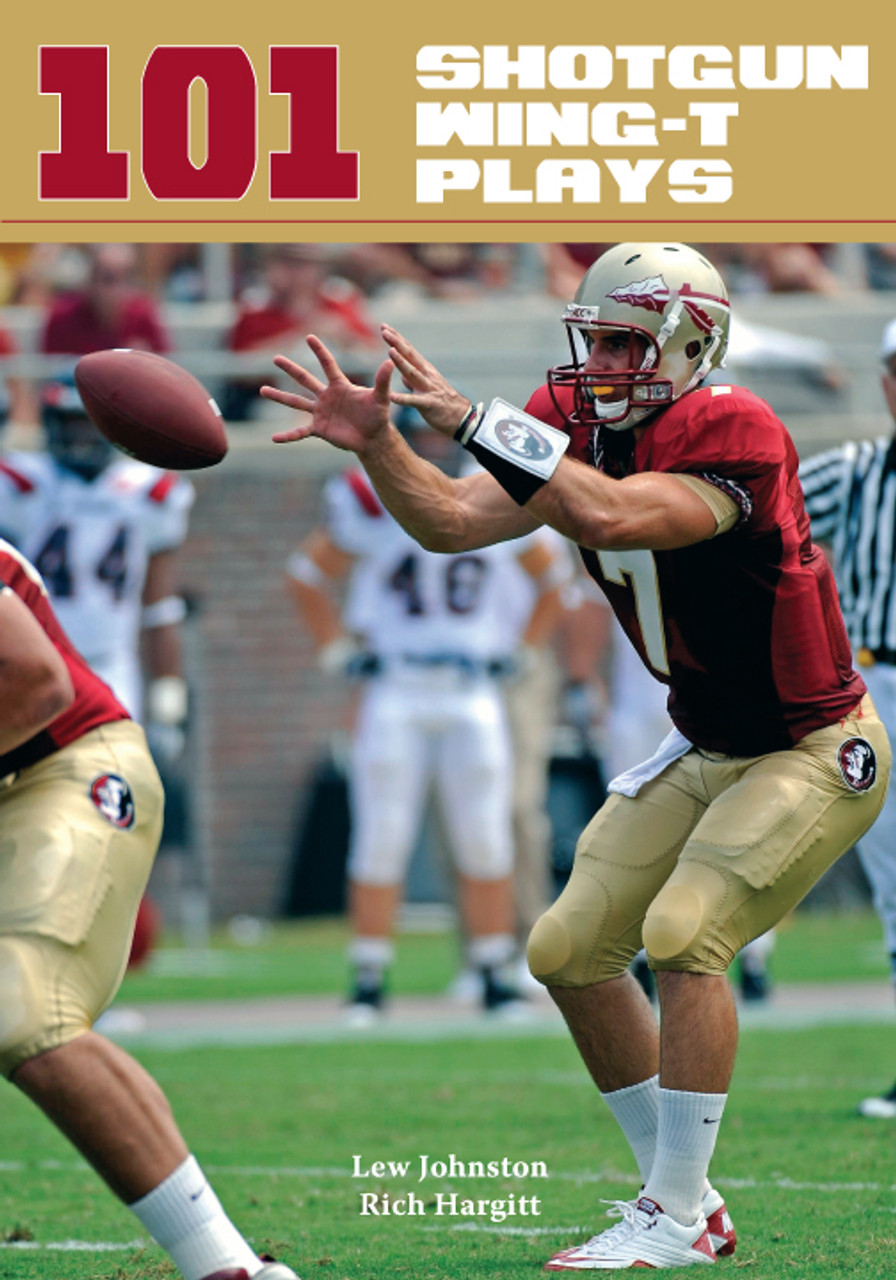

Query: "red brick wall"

xmin=178 ymin=444 xmax=353 ymax=919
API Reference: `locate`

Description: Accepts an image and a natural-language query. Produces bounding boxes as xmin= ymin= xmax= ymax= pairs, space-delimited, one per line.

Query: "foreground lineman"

xmin=0 ymin=540 xmax=296 ymax=1279
xmin=264 ymin=242 xmax=889 ymax=1270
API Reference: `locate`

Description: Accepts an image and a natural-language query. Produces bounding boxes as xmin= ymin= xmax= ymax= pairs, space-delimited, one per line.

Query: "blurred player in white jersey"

xmin=0 ymin=375 xmax=195 ymax=967
xmin=0 ymin=373 xmax=194 ymax=739
xmin=287 ymin=426 xmax=570 ymax=1021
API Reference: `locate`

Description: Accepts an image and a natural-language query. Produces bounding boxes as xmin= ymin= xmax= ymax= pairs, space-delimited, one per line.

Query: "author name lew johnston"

xmin=352 ymin=1153 xmax=546 ymax=1222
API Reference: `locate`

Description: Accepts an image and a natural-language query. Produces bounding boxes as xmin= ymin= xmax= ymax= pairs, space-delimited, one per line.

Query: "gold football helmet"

xmin=547 ymin=242 xmax=730 ymax=430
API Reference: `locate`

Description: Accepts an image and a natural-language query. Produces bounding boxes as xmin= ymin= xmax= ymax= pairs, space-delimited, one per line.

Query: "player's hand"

xmin=317 ymin=637 xmax=382 ymax=680
xmin=262 ymin=336 xmax=394 ymax=454
xmin=380 ymin=323 xmax=471 ymax=436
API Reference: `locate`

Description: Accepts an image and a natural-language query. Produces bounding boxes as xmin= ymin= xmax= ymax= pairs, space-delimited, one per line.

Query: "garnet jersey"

xmin=525 ymin=381 xmax=864 ymax=755
xmin=0 ymin=452 xmax=193 ymax=714
xmin=323 ymin=469 xmax=548 ymax=662
xmin=0 ymin=539 xmax=129 ymax=777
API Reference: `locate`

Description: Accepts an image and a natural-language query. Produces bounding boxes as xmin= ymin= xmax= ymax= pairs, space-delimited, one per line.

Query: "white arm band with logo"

xmin=455 ymin=397 xmax=571 ymax=505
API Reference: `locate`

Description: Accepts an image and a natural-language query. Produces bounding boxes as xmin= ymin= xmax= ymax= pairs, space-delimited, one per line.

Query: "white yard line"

xmin=2 ymin=1159 xmax=893 ymax=1193
xmin=0 ymin=1239 xmax=147 ymax=1252
xmin=103 ymin=1004 xmax=895 ymax=1050
xmin=2 ymin=1168 xmax=892 ymax=1254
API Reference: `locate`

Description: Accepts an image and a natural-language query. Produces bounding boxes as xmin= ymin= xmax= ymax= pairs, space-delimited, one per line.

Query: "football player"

xmin=286 ymin=444 xmax=570 ymax=1021
xmin=0 ymin=539 xmax=296 ymax=1280
xmin=0 ymin=375 xmax=196 ymax=971
xmin=263 ymin=242 xmax=888 ymax=1270
xmin=0 ymin=374 xmax=193 ymax=734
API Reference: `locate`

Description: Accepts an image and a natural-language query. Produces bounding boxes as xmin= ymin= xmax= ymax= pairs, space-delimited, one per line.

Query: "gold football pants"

xmin=0 ymin=721 xmax=163 ymax=1075
xmin=528 ymin=696 xmax=890 ymax=983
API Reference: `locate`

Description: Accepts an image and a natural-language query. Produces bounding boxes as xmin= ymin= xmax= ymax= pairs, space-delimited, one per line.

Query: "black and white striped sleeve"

xmin=798 ymin=446 xmax=850 ymax=542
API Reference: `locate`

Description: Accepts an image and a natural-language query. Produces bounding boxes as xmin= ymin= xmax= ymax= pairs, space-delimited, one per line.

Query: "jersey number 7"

xmin=597 ymin=548 xmax=670 ymax=676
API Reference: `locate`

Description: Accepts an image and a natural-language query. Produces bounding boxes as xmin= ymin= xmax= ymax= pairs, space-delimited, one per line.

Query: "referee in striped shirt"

xmin=799 ymin=316 xmax=896 ymax=1118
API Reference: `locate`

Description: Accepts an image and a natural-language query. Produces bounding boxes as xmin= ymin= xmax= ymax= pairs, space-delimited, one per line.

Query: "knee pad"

xmin=0 ymin=939 xmax=88 ymax=1078
xmin=0 ymin=942 xmax=39 ymax=1076
xmin=346 ymin=846 xmax=408 ymax=885
xmin=527 ymin=892 xmax=637 ymax=987
xmin=526 ymin=913 xmax=572 ymax=982
xmin=642 ymin=884 xmax=706 ymax=964
xmin=347 ymin=816 xmax=416 ymax=884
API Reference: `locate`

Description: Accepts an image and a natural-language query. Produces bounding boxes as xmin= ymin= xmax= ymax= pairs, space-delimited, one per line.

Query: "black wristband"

xmin=457 ymin=396 xmax=570 ymax=506
xmin=464 ymin=438 xmax=548 ymax=506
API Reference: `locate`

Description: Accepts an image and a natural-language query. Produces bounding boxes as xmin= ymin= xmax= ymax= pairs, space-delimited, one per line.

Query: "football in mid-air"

xmin=74 ymin=349 xmax=228 ymax=470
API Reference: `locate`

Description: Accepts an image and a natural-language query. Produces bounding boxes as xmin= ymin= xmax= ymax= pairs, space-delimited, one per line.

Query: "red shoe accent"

xmin=692 ymin=1229 xmax=717 ymax=1261
xmin=705 ymin=1202 xmax=737 ymax=1257
xmin=200 ymin=1270 xmax=250 ymax=1280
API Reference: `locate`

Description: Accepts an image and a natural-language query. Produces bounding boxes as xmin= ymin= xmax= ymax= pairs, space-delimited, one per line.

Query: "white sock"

xmin=349 ymin=937 xmax=394 ymax=971
xmin=601 ymin=1075 xmax=659 ymax=1185
xmin=129 ymin=1155 xmax=262 ymax=1280
xmin=643 ymin=1088 xmax=727 ymax=1226
xmin=467 ymin=933 xmax=516 ymax=969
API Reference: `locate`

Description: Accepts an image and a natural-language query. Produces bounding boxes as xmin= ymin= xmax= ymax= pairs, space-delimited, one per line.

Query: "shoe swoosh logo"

xmin=702 ymin=1118 xmax=720 ymax=1124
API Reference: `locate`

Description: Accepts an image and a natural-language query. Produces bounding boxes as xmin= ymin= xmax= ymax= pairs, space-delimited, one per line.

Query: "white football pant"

xmin=347 ymin=668 xmax=514 ymax=885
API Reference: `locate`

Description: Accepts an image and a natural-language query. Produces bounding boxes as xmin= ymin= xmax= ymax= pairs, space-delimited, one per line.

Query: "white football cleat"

xmin=858 ymin=1080 xmax=896 ymax=1118
xmin=544 ymin=1196 xmax=715 ymax=1270
xmin=560 ymin=1187 xmax=735 ymax=1261
xmin=446 ymin=967 xmax=484 ymax=1003
xmin=342 ymin=1000 xmax=382 ymax=1029
xmin=343 ymin=977 xmax=385 ymax=1028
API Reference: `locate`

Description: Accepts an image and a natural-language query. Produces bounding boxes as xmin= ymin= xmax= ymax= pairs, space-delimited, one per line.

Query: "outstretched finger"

xmin=387 ymin=344 xmax=429 ymax=389
xmin=373 ymin=357 xmax=396 ymax=403
xmin=271 ymin=422 xmax=315 ymax=445
xmin=272 ymin=354 xmax=325 ymax=396
xmin=305 ymin=333 xmax=348 ymax=383
xmin=389 ymin=389 xmax=426 ymax=409
xmin=381 ymin=324 xmax=437 ymax=378
xmin=260 ymin=384 xmax=317 ymax=412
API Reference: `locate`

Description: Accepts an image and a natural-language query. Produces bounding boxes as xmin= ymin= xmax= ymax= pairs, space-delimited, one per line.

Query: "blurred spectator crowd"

xmin=0 ymin=240 xmax=894 ymax=429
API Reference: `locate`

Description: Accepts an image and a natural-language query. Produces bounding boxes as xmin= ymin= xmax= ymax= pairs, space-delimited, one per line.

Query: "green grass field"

xmin=1 ymin=910 xmax=894 ymax=1279
xmin=111 ymin=907 xmax=891 ymax=1005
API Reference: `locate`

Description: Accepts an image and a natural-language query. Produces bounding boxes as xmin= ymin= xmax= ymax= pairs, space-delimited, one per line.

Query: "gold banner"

xmin=0 ymin=0 xmax=893 ymax=241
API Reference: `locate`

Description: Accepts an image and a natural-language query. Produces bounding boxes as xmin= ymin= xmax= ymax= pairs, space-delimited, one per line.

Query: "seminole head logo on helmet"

xmin=547 ymin=243 xmax=731 ymax=431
